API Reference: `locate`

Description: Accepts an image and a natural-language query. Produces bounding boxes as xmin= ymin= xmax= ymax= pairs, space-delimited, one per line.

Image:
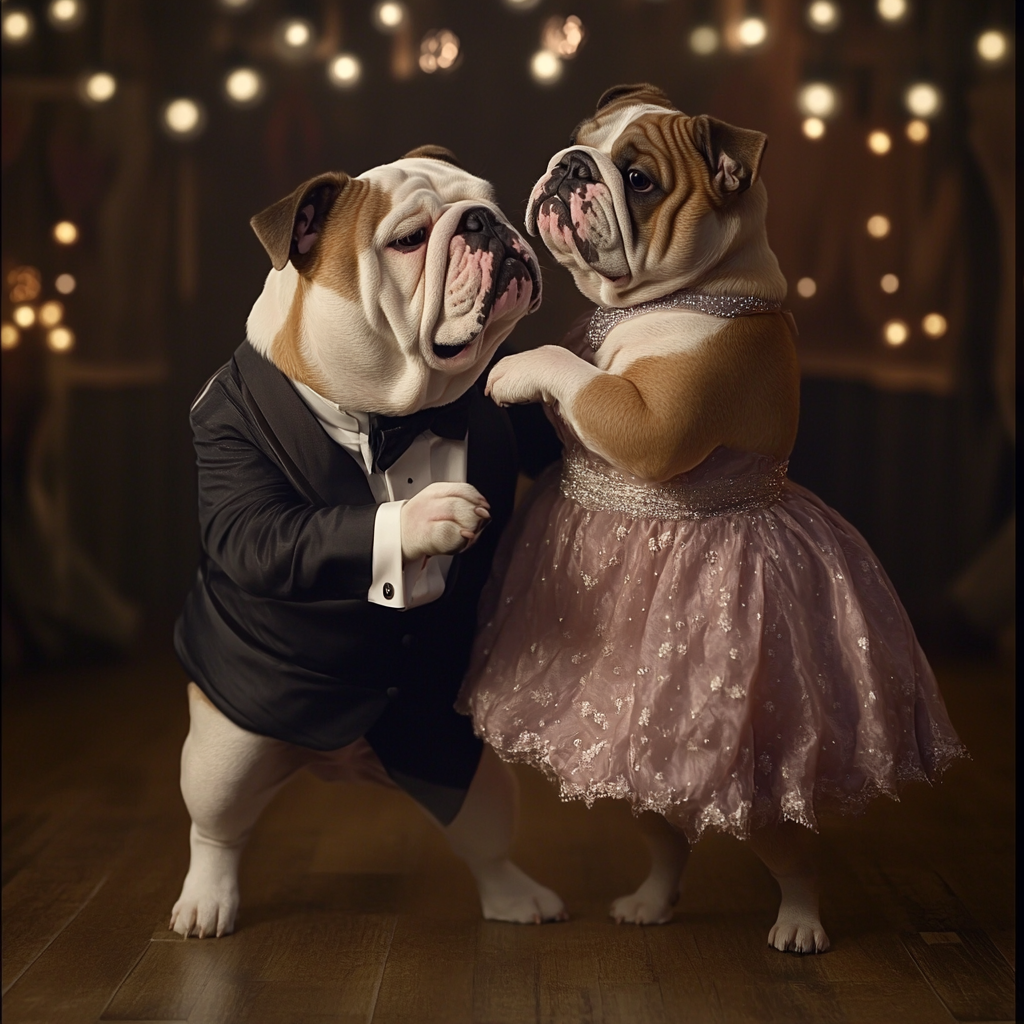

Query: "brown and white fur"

xmin=486 ymin=87 xmax=827 ymax=953
xmin=170 ymin=149 xmax=566 ymax=938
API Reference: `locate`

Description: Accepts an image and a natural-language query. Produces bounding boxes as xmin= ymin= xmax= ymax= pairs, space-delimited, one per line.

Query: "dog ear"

xmin=692 ymin=116 xmax=767 ymax=197
xmin=402 ymin=144 xmax=463 ymax=169
xmin=250 ymin=172 xmax=348 ymax=272
xmin=595 ymin=83 xmax=675 ymax=113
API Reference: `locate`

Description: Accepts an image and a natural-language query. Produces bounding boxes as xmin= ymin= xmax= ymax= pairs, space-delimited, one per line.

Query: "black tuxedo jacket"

xmin=174 ymin=341 xmax=518 ymax=763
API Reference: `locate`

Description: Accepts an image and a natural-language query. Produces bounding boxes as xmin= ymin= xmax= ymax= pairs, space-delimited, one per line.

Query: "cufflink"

xmin=382 ymin=582 xmax=395 ymax=600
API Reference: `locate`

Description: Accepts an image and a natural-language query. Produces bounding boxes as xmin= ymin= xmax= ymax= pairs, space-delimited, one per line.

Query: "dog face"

xmin=526 ymin=84 xmax=786 ymax=307
xmin=246 ymin=147 xmax=541 ymax=415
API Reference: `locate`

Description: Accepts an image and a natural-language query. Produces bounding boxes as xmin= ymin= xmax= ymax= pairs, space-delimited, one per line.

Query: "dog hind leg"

xmin=610 ymin=812 xmax=690 ymax=924
xmin=441 ymin=746 xmax=567 ymax=924
xmin=749 ymin=821 xmax=830 ymax=953
xmin=170 ymin=683 xmax=304 ymax=938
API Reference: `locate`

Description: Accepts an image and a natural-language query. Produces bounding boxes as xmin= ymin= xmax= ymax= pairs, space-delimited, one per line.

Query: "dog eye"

xmin=627 ymin=169 xmax=655 ymax=193
xmin=390 ymin=227 xmax=428 ymax=252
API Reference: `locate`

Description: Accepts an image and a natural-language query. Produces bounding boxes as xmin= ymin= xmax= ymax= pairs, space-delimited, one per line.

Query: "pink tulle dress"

xmin=458 ymin=342 xmax=965 ymax=843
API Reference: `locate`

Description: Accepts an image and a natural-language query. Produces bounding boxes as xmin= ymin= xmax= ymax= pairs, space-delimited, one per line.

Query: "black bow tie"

xmin=368 ymin=390 xmax=473 ymax=472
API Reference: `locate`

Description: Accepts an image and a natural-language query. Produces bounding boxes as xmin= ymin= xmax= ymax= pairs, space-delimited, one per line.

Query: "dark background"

xmin=1 ymin=0 xmax=1015 ymax=669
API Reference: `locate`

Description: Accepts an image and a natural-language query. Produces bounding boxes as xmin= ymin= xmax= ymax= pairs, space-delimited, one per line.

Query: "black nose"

xmin=457 ymin=206 xmax=497 ymax=235
xmin=556 ymin=149 xmax=600 ymax=185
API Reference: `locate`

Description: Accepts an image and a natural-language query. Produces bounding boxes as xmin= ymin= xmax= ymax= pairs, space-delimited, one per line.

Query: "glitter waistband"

xmin=560 ymin=446 xmax=788 ymax=521
xmin=586 ymin=289 xmax=783 ymax=350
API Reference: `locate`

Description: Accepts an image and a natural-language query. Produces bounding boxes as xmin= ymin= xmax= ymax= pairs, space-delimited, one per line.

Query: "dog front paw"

xmin=168 ymin=840 xmax=241 ymax=938
xmin=476 ymin=860 xmax=568 ymax=924
xmin=610 ymin=881 xmax=679 ymax=925
xmin=767 ymin=912 xmax=830 ymax=954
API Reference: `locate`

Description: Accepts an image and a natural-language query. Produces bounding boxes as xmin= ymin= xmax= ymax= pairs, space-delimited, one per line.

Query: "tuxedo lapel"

xmin=233 ymin=341 xmax=374 ymax=508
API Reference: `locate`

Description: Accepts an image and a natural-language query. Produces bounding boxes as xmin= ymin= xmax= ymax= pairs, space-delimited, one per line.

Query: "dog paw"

xmin=476 ymin=860 xmax=568 ymax=924
xmin=610 ymin=881 xmax=679 ymax=925
xmin=767 ymin=912 xmax=830 ymax=954
xmin=168 ymin=842 xmax=241 ymax=938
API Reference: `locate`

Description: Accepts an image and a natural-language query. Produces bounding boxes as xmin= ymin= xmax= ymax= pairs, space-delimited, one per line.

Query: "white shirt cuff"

xmin=368 ymin=501 xmax=407 ymax=608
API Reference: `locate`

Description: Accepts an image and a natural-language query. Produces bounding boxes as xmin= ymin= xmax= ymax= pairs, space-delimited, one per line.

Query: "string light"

xmin=904 ymin=82 xmax=941 ymax=119
xmin=867 ymin=130 xmax=891 ymax=154
xmin=530 ymin=49 xmax=562 ymax=84
xmin=162 ymin=98 xmax=205 ymax=139
xmin=906 ymin=119 xmax=929 ymax=143
xmin=806 ymin=2 xmax=840 ymax=32
xmin=796 ymin=277 xmax=817 ymax=297
xmin=976 ymin=30 xmax=1010 ymax=64
xmin=419 ymin=30 xmax=460 ymax=73
xmin=39 ymin=301 xmax=64 ymax=327
xmin=689 ymin=26 xmax=719 ymax=55
xmin=53 ymin=221 xmax=79 ymax=245
xmin=866 ymin=215 xmax=891 ymax=238
xmin=922 ymin=313 xmax=947 ymax=337
xmin=1 ymin=8 xmax=35 ymax=45
xmin=224 ymin=67 xmax=265 ymax=106
xmin=274 ymin=18 xmax=315 ymax=60
xmin=876 ymin=0 xmax=909 ymax=23
xmin=797 ymin=83 xmax=838 ymax=119
xmin=880 ymin=273 xmax=899 ymax=293
xmin=737 ymin=17 xmax=767 ymax=48
xmin=327 ymin=54 xmax=362 ymax=88
xmin=1 ymin=324 xmax=20 ymax=350
xmin=542 ymin=16 xmax=585 ymax=58
xmin=81 ymin=71 xmax=117 ymax=104
xmin=373 ymin=2 xmax=407 ymax=33
xmin=55 ymin=273 xmax=77 ymax=295
xmin=13 ymin=306 xmax=36 ymax=328
xmin=802 ymin=117 xmax=826 ymax=139
xmin=47 ymin=327 xmax=75 ymax=353
xmin=48 ymin=0 xmax=86 ymax=30
xmin=883 ymin=319 xmax=908 ymax=345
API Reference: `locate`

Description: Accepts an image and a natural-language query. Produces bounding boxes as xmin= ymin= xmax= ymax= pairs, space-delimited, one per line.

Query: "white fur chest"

xmin=594 ymin=308 xmax=729 ymax=375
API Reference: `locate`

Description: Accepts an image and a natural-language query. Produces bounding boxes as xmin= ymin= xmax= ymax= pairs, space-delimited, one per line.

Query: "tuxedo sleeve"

xmin=191 ymin=383 xmax=376 ymax=601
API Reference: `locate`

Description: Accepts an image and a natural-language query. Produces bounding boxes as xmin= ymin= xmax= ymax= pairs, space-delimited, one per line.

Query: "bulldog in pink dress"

xmin=458 ymin=85 xmax=965 ymax=953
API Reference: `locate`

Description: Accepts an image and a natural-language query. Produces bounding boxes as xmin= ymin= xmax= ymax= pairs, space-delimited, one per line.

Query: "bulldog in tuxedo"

xmin=170 ymin=147 xmax=566 ymax=938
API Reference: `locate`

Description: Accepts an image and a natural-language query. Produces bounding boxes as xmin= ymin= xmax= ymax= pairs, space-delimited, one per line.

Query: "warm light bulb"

xmin=284 ymin=21 xmax=309 ymax=46
xmin=48 ymin=0 xmax=85 ymax=29
xmin=877 ymin=0 xmax=908 ymax=23
xmin=13 ymin=305 xmax=36 ymax=328
xmin=905 ymin=119 xmax=929 ymax=143
xmin=880 ymin=273 xmax=900 ymax=294
xmin=807 ymin=1 xmax=840 ymax=31
xmin=737 ymin=17 xmax=767 ymax=47
xmin=327 ymin=54 xmax=362 ymax=88
xmin=530 ymin=49 xmax=562 ymax=84
xmin=797 ymin=83 xmax=837 ymax=118
xmin=2 ymin=8 xmax=35 ymax=45
xmin=1 ymin=324 xmax=20 ymax=350
xmin=163 ymin=98 xmax=205 ymax=138
xmin=976 ymin=30 xmax=1009 ymax=64
xmin=53 ymin=221 xmax=79 ymax=245
xmin=922 ymin=313 xmax=947 ymax=337
xmin=802 ymin=117 xmax=826 ymax=139
xmin=689 ymin=25 xmax=719 ymax=55
xmin=796 ymin=277 xmax=817 ymax=298
xmin=82 ymin=71 xmax=117 ymax=104
xmin=904 ymin=82 xmax=941 ymax=119
xmin=373 ymin=2 xmax=407 ymax=32
xmin=867 ymin=130 xmax=892 ymax=154
xmin=39 ymin=301 xmax=64 ymax=327
xmin=55 ymin=273 xmax=77 ymax=295
xmin=224 ymin=67 xmax=264 ymax=105
xmin=47 ymin=326 xmax=75 ymax=352
xmin=866 ymin=215 xmax=891 ymax=238
xmin=883 ymin=319 xmax=908 ymax=345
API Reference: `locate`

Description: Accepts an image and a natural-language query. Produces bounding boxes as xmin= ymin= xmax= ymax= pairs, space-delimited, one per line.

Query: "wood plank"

xmin=471 ymin=922 xmax=540 ymax=1024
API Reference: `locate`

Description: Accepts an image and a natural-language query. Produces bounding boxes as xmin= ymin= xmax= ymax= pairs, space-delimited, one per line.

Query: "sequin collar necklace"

xmin=586 ymin=288 xmax=783 ymax=350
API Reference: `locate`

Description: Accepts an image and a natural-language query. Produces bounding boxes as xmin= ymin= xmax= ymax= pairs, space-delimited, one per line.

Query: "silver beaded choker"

xmin=586 ymin=289 xmax=783 ymax=351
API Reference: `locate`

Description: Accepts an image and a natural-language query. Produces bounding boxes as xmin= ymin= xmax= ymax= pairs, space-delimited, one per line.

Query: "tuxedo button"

xmin=382 ymin=582 xmax=395 ymax=600
xmin=386 ymin=686 xmax=400 ymax=699
xmin=401 ymin=633 xmax=414 ymax=648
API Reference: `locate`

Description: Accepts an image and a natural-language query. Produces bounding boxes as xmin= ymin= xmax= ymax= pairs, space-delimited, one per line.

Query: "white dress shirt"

xmin=290 ymin=379 xmax=467 ymax=610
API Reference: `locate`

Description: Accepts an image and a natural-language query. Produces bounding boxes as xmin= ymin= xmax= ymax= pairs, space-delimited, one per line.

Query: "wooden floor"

xmin=2 ymin=638 xmax=1015 ymax=1024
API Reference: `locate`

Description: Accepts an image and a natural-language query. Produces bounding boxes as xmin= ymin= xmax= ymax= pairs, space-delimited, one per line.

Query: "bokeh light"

xmin=162 ymin=98 xmax=205 ymax=139
xmin=796 ymin=277 xmax=817 ymax=298
xmin=47 ymin=327 xmax=75 ymax=353
xmin=2 ymin=8 xmax=35 ymax=46
xmin=884 ymin=319 xmax=909 ymax=345
xmin=802 ymin=117 xmax=826 ymax=139
xmin=48 ymin=0 xmax=86 ymax=30
xmin=13 ymin=305 xmax=36 ymax=328
xmin=880 ymin=273 xmax=900 ymax=294
xmin=419 ymin=30 xmax=460 ymax=74
xmin=8 ymin=266 xmax=41 ymax=302
xmin=976 ymin=30 xmax=1010 ymax=64
xmin=689 ymin=26 xmax=719 ymax=55
xmin=906 ymin=119 xmax=929 ymax=143
xmin=904 ymin=82 xmax=941 ymax=119
xmin=530 ymin=49 xmax=562 ymax=84
xmin=542 ymin=15 xmax=584 ymax=58
xmin=373 ymin=2 xmax=407 ymax=32
xmin=807 ymin=2 xmax=840 ymax=32
xmin=55 ymin=273 xmax=77 ymax=295
xmin=867 ymin=215 xmax=891 ymax=238
xmin=867 ymin=130 xmax=892 ymax=154
xmin=82 ymin=71 xmax=117 ymax=103
xmin=1 ymin=324 xmax=20 ymax=350
xmin=797 ymin=83 xmax=838 ymax=118
xmin=877 ymin=0 xmax=909 ymax=23
xmin=327 ymin=54 xmax=362 ymax=88
xmin=737 ymin=17 xmax=767 ymax=48
xmin=224 ymin=68 xmax=265 ymax=106
xmin=922 ymin=313 xmax=948 ymax=337
xmin=53 ymin=221 xmax=79 ymax=245
xmin=39 ymin=301 xmax=64 ymax=327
